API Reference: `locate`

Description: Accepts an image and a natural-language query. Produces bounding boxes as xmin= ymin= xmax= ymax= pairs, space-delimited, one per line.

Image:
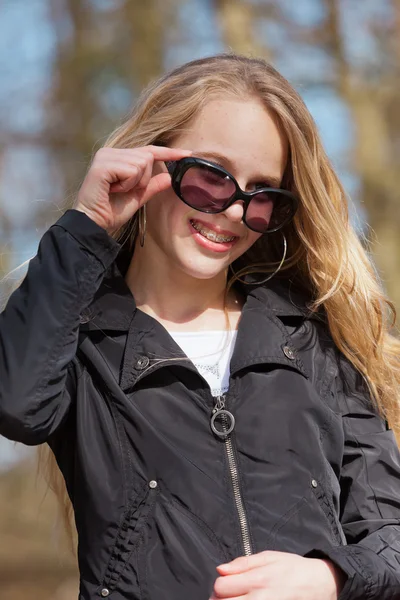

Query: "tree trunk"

xmin=123 ymin=0 xmax=165 ymax=91
xmin=214 ymin=0 xmax=273 ymax=59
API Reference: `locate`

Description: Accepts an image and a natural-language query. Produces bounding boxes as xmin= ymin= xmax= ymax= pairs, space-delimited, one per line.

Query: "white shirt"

xmin=168 ymin=330 xmax=238 ymax=397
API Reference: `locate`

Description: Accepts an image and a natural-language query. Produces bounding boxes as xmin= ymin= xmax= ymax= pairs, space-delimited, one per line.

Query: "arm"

xmin=0 ymin=209 xmax=120 ymax=445
xmin=0 ymin=146 xmax=190 ymax=446
xmin=308 ymin=363 xmax=400 ymax=600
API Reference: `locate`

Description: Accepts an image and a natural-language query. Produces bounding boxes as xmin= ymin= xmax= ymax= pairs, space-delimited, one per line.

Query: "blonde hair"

xmin=36 ymin=53 xmax=399 ymax=544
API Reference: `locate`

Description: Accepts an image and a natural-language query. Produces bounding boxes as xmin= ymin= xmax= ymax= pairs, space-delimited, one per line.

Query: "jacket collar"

xmin=80 ymin=249 xmax=137 ymax=332
xmin=247 ymin=277 xmax=320 ymax=320
xmin=80 ymin=252 xmax=318 ymax=334
xmin=80 ymin=253 xmax=320 ymax=389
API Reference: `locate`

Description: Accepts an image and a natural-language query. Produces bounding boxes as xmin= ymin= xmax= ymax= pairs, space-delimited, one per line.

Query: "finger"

xmin=145 ymin=145 xmax=193 ymax=161
xmin=212 ymin=572 xmax=255 ymax=598
xmin=217 ymin=551 xmax=281 ymax=575
xmin=103 ymin=150 xmax=154 ymax=191
xmin=209 ymin=596 xmax=246 ymax=600
xmin=135 ymin=153 xmax=154 ymax=191
xmin=107 ymin=163 xmax=145 ymax=192
xmin=99 ymin=146 xmax=193 ymax=161
xmin=101 ymin=148 xmax=154 ymax=166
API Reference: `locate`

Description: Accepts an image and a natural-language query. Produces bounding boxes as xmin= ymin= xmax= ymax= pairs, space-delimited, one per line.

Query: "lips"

xmin=188 ymin=219 xmax=239 ymax=253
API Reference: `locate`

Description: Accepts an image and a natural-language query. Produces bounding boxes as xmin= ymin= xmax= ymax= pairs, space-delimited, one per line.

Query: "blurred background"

xmin=0 ymin=0 xmax=399 ymax=598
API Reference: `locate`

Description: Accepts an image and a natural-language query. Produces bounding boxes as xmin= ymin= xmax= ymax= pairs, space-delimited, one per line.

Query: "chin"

xmin=180 ymin=261 xmax=228 ymax=281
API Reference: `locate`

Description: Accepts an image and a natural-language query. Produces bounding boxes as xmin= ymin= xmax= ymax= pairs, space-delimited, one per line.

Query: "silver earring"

xmin=230 ymin=233 xmax=287 ymax=286
xmin=139 ymin=205 xmax=147 ymax=247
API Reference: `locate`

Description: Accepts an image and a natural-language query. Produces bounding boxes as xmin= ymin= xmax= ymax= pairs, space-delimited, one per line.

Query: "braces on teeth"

xmin=190 ymin=220 xmax=236 ymax=243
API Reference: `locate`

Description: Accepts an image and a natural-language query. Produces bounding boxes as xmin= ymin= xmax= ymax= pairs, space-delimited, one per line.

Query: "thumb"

xmin=142 ymin=172 xmax=173 ymax=203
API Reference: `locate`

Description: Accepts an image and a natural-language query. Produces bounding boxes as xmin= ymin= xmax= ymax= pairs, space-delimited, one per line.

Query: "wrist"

xmin=320 ymin=559 xmax=346 ymax=599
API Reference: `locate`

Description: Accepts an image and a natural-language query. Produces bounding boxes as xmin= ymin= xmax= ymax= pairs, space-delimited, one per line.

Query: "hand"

xmin=73 ymin=145 xmax=192 ymax=234
xmin=209 ymin=551 xmax=346 ymax=600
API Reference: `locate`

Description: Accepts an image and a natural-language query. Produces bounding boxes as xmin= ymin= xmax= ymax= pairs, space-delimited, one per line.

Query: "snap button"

xmin=136 ymin=356 xmax=150 ymax=370
xmin=283 ymin=345 xmax=296 ymax=360
xmin=101 ymin=589 xmax=110 ymax=597
xmin=149 ymin=480 xmax=158 ymax=489
xmin=311 ymin=479 xmax=318 ymax=488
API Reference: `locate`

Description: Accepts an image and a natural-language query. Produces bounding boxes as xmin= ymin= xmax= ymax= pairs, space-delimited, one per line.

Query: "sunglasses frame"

xmin=165 ymin=157 xmax=298 ymax=234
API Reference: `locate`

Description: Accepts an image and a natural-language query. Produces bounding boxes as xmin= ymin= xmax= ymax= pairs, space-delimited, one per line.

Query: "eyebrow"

xmin=192 ymin=150 xmax=282 ymax=188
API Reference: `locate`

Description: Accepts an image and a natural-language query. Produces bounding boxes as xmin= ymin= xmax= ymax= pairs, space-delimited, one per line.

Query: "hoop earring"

xmin=138 ymin=205 xmax=147 ymax=247
xmin=230 ymin=233 xmax=287 ymax=286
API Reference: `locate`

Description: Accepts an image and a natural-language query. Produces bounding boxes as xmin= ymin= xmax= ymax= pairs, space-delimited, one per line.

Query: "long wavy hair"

xmin=36 ymin=53 xmax=399 ymax=544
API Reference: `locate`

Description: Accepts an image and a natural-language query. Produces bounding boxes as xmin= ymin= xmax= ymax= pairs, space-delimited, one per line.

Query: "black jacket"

xmin=1 ymin=209 xmax=400 ymax=600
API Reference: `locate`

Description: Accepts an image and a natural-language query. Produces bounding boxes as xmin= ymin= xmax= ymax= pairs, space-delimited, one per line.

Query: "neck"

xmin=124 ymin=241 xmax=243 ymax=330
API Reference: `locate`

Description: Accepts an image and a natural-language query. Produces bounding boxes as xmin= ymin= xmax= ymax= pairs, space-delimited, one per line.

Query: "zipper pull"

xmin=212 ymin=394 xmax=226 ymax=414
xmin=211 ymin=395 xmax=235 ymax=438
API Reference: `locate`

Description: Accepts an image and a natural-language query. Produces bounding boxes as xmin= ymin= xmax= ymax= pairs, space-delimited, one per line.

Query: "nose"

xmin=223 ymin=200 xmax=244 ymax=223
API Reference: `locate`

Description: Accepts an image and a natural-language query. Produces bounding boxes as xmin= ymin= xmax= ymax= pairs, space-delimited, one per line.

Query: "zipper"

xmin=211 ymin=394 xmax=253 ymax=556
xmin=132 ymin=357 xmax=254 ymax=555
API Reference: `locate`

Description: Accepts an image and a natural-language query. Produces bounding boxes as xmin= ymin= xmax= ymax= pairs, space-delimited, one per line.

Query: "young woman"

xmin=1 ymin=54 xmax=400 ymax=600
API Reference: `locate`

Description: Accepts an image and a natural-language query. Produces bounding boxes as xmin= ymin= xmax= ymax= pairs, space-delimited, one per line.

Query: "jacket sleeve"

xmin=0 ymin=209 xmax=121 ymax=445
xmin=308 ymin=363 xmax=400 ymax=600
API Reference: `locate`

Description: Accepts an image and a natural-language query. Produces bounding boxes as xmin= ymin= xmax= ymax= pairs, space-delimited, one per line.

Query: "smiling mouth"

xmin=189 ymin=219 xmax=237 ymax=243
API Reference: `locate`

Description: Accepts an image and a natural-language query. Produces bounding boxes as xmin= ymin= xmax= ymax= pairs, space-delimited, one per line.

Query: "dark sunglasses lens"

xmin=246 ymin=191 xmax=294 ymax=233
xmin=180 ymin=165 xmax=235 ymax=212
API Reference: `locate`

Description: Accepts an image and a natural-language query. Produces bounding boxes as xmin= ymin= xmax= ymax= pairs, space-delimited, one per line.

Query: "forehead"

xmin=173 ymin=98 xmax=288 ymax=178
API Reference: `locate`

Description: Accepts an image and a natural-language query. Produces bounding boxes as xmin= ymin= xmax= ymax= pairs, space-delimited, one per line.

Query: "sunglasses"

xmin=165 ymin=157 xmax=298 ymax=234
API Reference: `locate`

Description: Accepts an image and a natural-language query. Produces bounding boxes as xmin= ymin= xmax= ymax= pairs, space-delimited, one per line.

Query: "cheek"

xmin=146 ymin=190 xmax=188 ymax=235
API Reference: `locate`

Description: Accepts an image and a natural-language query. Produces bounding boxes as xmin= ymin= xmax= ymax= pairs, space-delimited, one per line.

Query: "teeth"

xmin=190 ymin=220 xmax=236 ymax=243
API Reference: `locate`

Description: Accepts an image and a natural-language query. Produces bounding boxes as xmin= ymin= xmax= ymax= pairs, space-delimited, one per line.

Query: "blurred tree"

xmin=322 ymin=0 xmax=400 ymax=311
xmin=0 ymin=147 xmax=10 ymax=282
xmin=38 ymin=0 xmax=169 ymax=229
xmin=0 ymin=208 xmax=11 ymax=280
xmin=123 ymin=0 xmax=165 ymax=89
xmin=0 ymin=185 xmax=12 ymax=306
xmin=214 ymin=0 xmax=273 ymax=59
xmin=0 ymin=459 xmax=78 ymax=599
